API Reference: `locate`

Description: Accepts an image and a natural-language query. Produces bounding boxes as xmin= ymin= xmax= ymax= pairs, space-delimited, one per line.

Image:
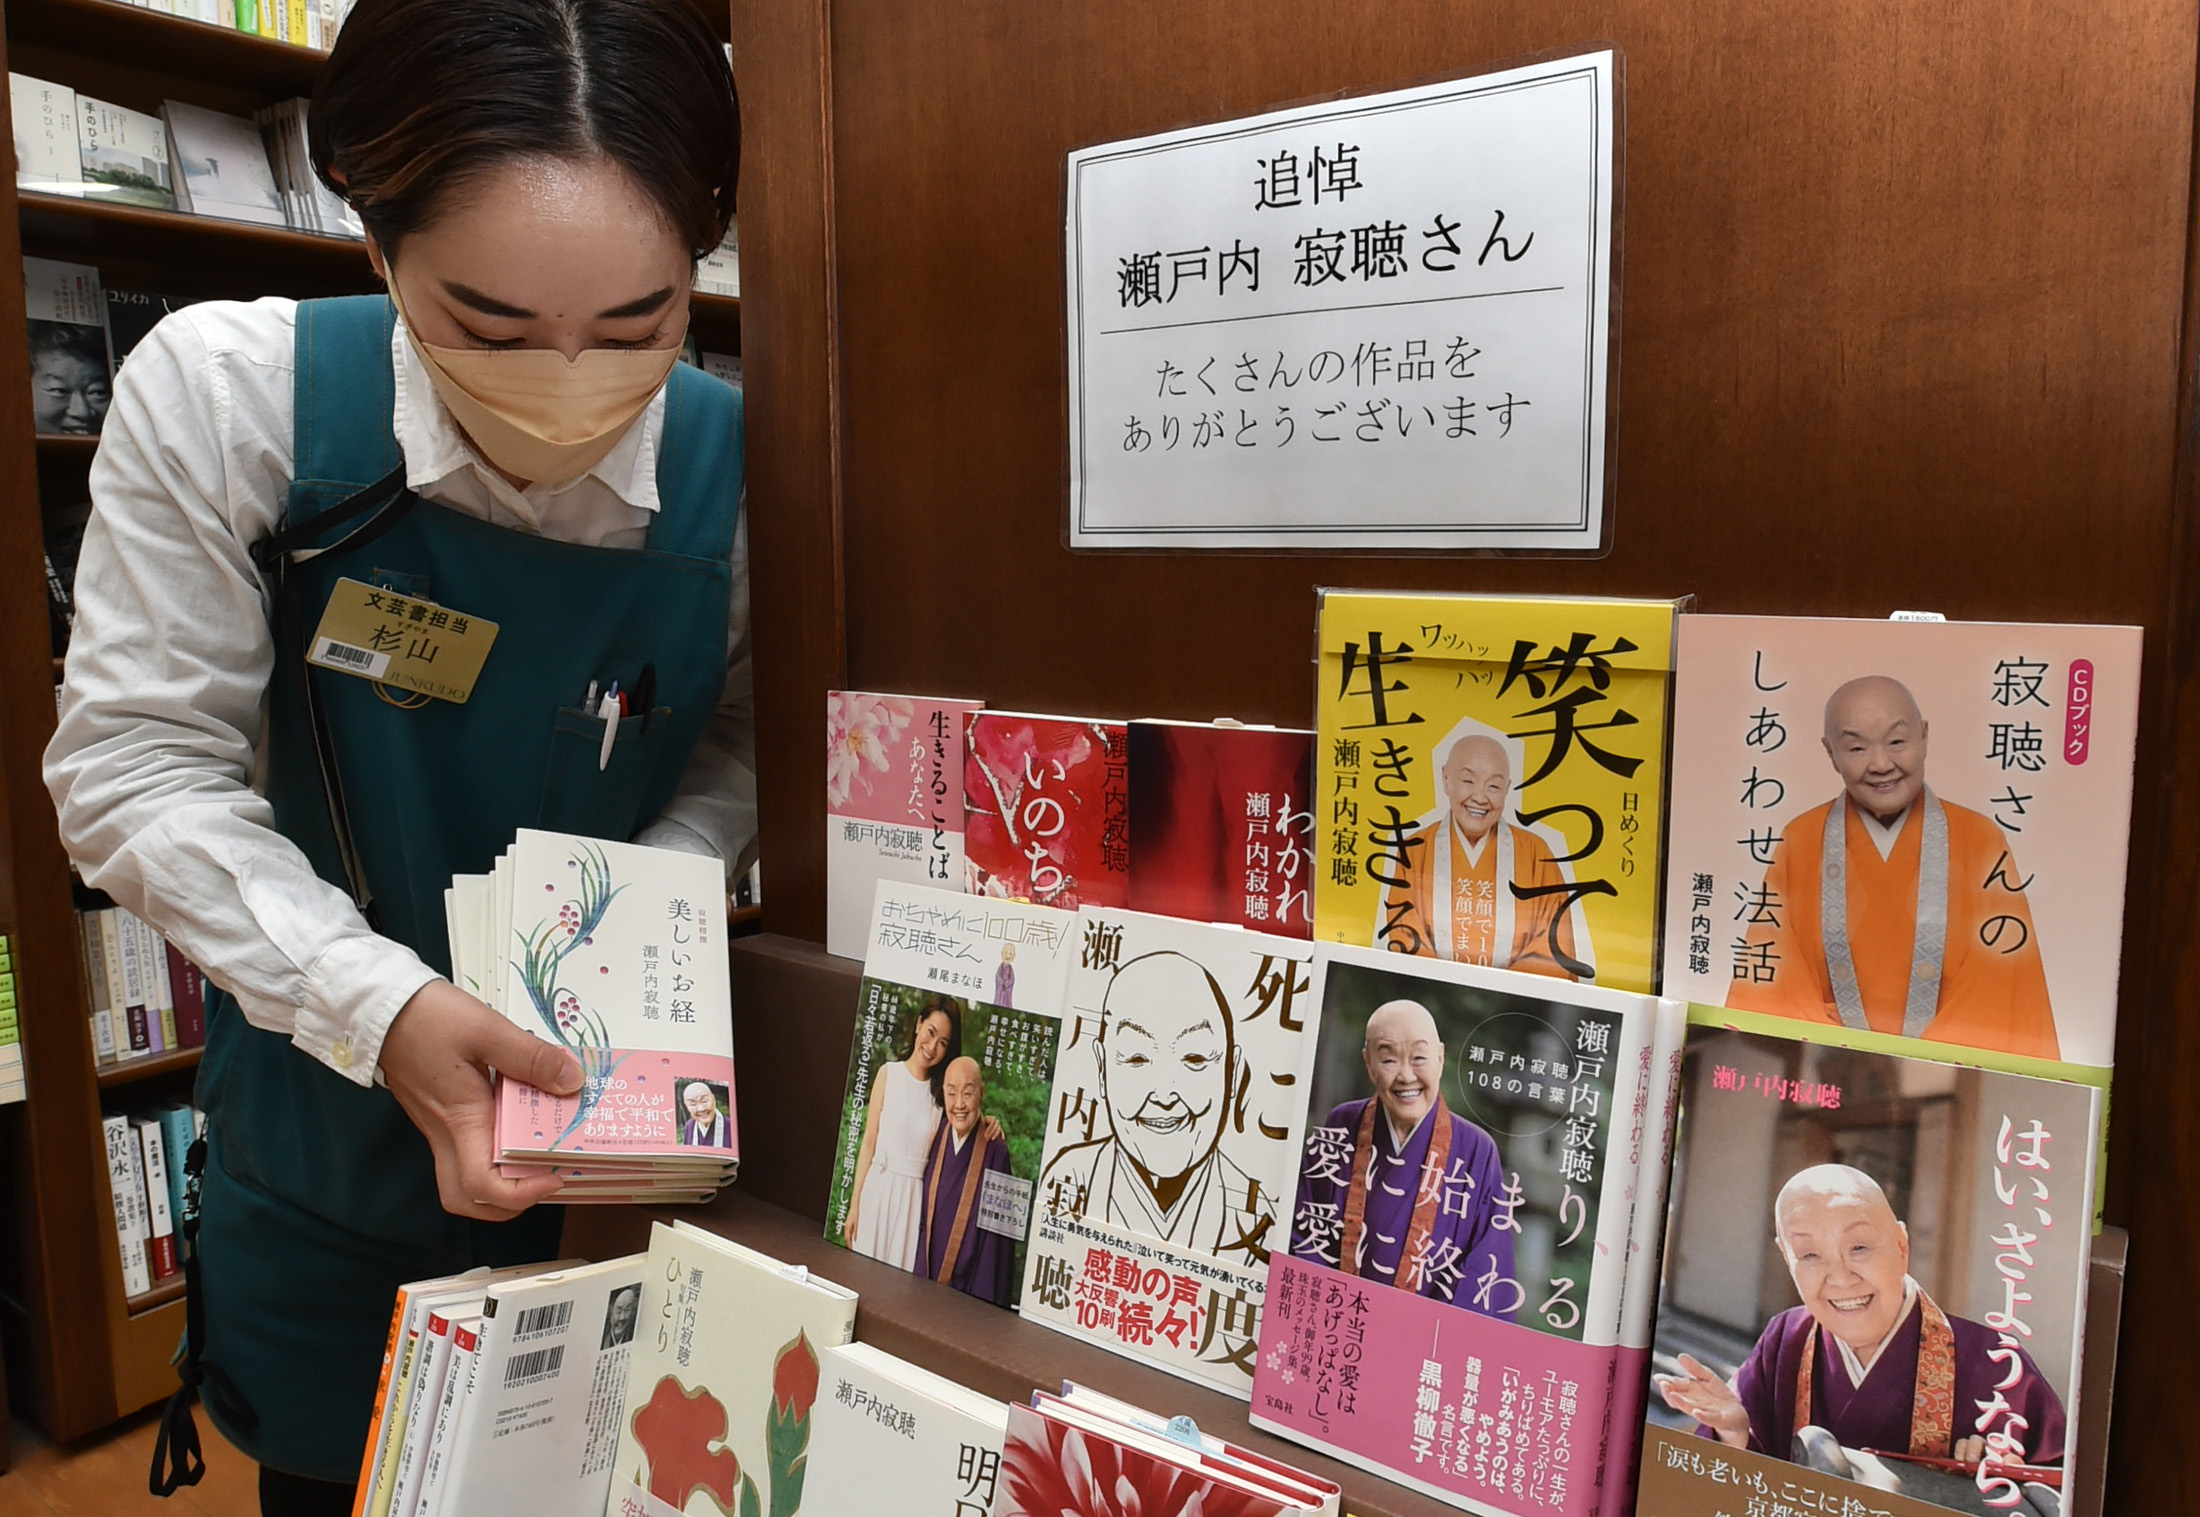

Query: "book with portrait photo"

xmin=824 ymin=691 xmax=983 ymax=960
xmin=1639 ymin=1017 xmax=2101 ymax=1517
xmin=1247 ymin=943 xmax=1680 ymax=1517
xmin=23 ymin=257 xmax=112 ymax=438
xmin=1312 ymin=591 xmax=1680 ymax=996
xmin=1016 ymin=906 xmax=1324 ymax=1399
xmin=825 ymin=881 xmax=1074 ymax=1310
xmin=1662 ymin=615 xmax=2142 ymax=1074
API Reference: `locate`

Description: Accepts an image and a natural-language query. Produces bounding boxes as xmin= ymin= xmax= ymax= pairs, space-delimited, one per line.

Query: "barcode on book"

xmin=512 ymin=1299 xmax=574 ymax=1340
xmin=503 ymin=1344 xmax=566 ymax=1387
xmin=308 ymin=636 xmax=390 ymax=679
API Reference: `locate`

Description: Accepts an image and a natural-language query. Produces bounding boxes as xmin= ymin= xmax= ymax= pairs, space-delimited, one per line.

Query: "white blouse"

xmin=42 ymin=297 xmax=755 ymax=1088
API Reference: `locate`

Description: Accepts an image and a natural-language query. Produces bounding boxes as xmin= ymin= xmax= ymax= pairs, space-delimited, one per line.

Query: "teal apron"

xmin=162 ymin=296 xmax=740 ymax=1485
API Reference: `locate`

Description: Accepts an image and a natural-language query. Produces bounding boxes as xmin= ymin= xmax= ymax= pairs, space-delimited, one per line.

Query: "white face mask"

xmin=388 ymin=280 xmax=681 ymax=484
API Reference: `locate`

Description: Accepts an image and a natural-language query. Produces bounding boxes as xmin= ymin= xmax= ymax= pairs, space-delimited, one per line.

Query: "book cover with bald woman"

xmin=1662 ymin=616 xmax=2141 ymax=1070
xmin=1641 ymin=1017 xmax=2101 ymax=1517
xmin=1312 ymin=591 xmax=1681 ymax=997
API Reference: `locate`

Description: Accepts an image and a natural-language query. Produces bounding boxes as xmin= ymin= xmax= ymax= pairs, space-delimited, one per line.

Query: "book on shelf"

xmin=106 ymin=287 xmax=208 ymax=370
xmin=98 ymin=1103 xmax=201 ymax=1295
xmin=1661 ymin=613 xmax=2143 ymax=1075
xmin=1312 ymin=591 xmax=1680 ymax=996
xmin=1016 ymin=905 xmax=1321 ymax=1398
xmin=134 ymin=1115 xmax=178 ymax=1279
xmin=802 ymin=1341 xmax=1012 ymax=1517
xmin=998 ymin=1386 xmax=1339 ymax=1517
xmin=23 ymin=257 xmax=112 ymax=438
xmin=162 ymin=99 xmax=287 ymax=228
xmin=1126 ymin=717 xmax=1314 ymax=936
xmin=44 ymin=493 xmax=92 ymax=656
xmin=826 ymin=881 xmax=1073 ymax=1310
xmin=1248 ymin=945 xmax=1681 ymax=1516
xmin=76 ymin=899 xmax=209 ymax=1066
xmin=76 ymin=95 xmax=175 ymax=211
xmin=99 ymin=1112 xmax=153 ymax=1296
xmin=1638 ymin=1014 xmax=2101 ymax=1517
xmin=10 ymin=73 xmax=82 ymax=197
xmin=699 ymin=351 xmax=740 ymax=387
xmin=447 ymin=830 xmax=739 ymax=1204
xmin=256 ymin=97 xmax=363 ymax=238
xmin=607 ymin=1220 xmax=858 ymax=1517
xmin=824 ymin=691 xmax=983 ymax=959
xmin=695 ymin=219 xmax=738 ymax=296
xmin=0 ymin=936 xmax=22 ymax=1106
xmin=964 ymin=711 xmax=1130 ymax=908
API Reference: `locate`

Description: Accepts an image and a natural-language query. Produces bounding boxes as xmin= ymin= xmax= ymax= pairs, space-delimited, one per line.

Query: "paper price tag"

xmin=306 ymin=576 xmax=500 ymax=704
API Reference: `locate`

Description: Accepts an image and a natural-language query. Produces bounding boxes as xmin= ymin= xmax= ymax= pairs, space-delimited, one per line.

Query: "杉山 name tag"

xmin=306 ymin=576 xmax=500 ymax=704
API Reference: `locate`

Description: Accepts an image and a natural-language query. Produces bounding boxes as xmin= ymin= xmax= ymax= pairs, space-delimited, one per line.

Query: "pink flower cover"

xmin=963 ymin=712 xmax=1129 ymax=909
xmin=997 ymin=1402 xmax=1291 ymax=1517
xmin=1252 ymin=1254 xmax=1643 ymax=1517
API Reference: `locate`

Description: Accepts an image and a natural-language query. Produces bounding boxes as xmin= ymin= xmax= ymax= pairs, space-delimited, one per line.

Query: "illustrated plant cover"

xmin=824 ymin=881 xmax=1073 ymax=1310
xmin=1640 ymin=1016 xmax=2100 ymax=1517
xmin=1313 ymin=591 xmax=1678 ymax=996
xmin=1249 ymin=943 xmax=1679 ymax=1517
xmin=1017 ymin=906 xmax=1322 ymax=1398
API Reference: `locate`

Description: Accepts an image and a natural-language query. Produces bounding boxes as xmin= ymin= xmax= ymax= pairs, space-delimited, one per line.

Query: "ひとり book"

xmin=825 ymin=691 xmax=983 ymax=959
xmin=1313 ymin=591 xmax=1678 ymax=996
xmin=1018 ymin=906 xmax=1322 ymax=1398
xmin=826 ymin=882 xmax=1071 ymax=1310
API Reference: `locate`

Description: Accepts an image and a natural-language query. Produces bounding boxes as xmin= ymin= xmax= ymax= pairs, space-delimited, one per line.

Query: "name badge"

xmin=306 ymin=576 xmax=500 ymax=704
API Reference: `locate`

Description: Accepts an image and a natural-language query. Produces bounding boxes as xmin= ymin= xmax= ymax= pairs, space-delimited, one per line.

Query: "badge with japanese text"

xmin=487 ymin=831 xmax=737 ymax=1172
xmin=1063 ymin=49 xmax=1617 ymax=551
xmin=964 ymin=711 xmax=1131 ymax=909
xmin=1663 ymin=616 xmax=2142 ymax=1069
xmin=1018 ymin=907 xmax=1324 ymax=1398
xmin=826 ymin=882 xmax=1073 ymax=1310
xmin=825 ymin=691 xmax=984 ymax=959
xmin=1250 ymin=944 xmax=1667 ymax=1516
xmin=1643 ymin=1017 xmax=2101 ymax=1517
xmin=306 ymin=575 xmax=499 ymax=703
xmin=1128 ymin=719 xmax=1315 ymax=936
xmin=1313 ymin=591 xmax=1678 ymax=996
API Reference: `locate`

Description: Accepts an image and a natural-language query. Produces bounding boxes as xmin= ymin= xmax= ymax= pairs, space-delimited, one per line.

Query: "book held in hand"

xmin=825 ymin=882 xmax=1072 ymax=1309
xmin=1248 ymin=944 xmax=1679 ymax=1516
xmin=446 ymin=830 xmax=737 ymax=1204
xmin=1017 ymin=906 xmax=1322 ymax=1398
xmin=825 ymin=691 xmax=982 ymax=959
xmin=1313 ymin=591 xmax=1679 ymax=995
xmin=1638 ymin=1017 xmax=2101 ymax=1517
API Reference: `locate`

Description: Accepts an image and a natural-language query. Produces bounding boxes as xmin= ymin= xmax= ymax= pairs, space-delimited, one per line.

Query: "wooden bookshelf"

xmin=0 ymin=0 xmax=739 ymax=1446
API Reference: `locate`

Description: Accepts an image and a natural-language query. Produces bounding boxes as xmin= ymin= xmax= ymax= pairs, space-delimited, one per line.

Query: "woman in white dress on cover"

xmin=843 ymin=999 xmax=960 ymax=1270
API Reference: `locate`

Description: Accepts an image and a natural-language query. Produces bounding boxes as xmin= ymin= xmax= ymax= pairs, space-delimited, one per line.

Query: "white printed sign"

xmin=1066 ymin=49 xmax=1617 ymax=550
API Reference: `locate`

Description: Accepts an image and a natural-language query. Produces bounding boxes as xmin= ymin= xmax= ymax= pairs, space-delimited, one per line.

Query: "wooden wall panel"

xmin=728 ymin=0 xmax=2200 ymax=1505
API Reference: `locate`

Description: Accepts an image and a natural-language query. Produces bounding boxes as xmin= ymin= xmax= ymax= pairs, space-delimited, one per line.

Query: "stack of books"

xmin=77 ymin=891 xmax=208 ymax=1066
xmin=101 ymin=1103 xmax=201 ymax=1297
xmin=447 ymin=830 xmax=740 ymax=1205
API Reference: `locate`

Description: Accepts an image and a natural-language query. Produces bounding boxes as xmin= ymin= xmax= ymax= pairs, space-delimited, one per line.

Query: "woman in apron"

xmin=42 ymin=2 xmax=748 ymax=1511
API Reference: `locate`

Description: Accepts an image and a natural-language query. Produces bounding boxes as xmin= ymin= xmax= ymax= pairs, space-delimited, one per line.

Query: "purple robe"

xmin=914 ymin=1125 xmax=1017 ymax=1306
xmin=1289 ymin=1098 xmax=1514 ymax=1319
xmin=1718 ymin=1302 xmax=2067 ymax=1466
xmin=994 ymin=962 xmax=1015 ymax=1008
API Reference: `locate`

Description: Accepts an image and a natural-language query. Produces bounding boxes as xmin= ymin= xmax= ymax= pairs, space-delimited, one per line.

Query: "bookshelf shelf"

xmin=94 ymin=1045 xmax=201 ymax=1090
xmin=8 ymin=0 xmax=325 ymax=96
xmin=19 ymin=192 xmax=372 ymax=285
xmin=122 ymin=1273 xmax=186 ymax=1316
xmin=34 ymin=433 xmax=97 ymax=457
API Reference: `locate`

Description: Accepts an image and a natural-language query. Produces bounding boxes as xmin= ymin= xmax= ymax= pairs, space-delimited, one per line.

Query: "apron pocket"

xmin=538 ymin=704 xmax=671 ymax=841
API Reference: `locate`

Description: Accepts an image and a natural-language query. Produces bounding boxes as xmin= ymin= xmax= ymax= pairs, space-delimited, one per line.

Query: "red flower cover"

xmin=963 ymin=713 xmax=1129 ymax=909
xmin=997 ymin=1406 xmax=1292 ymax=1517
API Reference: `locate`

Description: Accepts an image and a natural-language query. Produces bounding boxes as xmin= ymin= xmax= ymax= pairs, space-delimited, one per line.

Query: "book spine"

xmin=127 ymin=916 xmax=165 ymax=1054
xmin=387 ymin=1316 xmax=454 ymax=1517
xmin=137 ymin=1118 xmax=178 ymax=1278
xmin=81 ymin=911 xmax=114 ymax=1062
xmin=159 ymin=1104 xmax=195 ymax=1226
xmin=367 ymin=1329 xmax=424 ymax=1517
xmin=148 ymin=922 xmax=177 ymax=1050
xmin=106 ymin=911 xmax=148 ymax=1056
xmin=169 ymin=945 xmax=206 ymax=1047
xmin=354 ymin=1288 xmax=415 ymax=1517
xmin=415 ymin=1323 xmax=479 ymax=1517
xmin=102 ymin=1114 xmax=152 ymax=1296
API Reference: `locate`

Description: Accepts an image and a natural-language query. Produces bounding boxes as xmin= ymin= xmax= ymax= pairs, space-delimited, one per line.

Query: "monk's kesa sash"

xmin=1429 ymin=817 xmax=1514 ymax=968
xmin=924 ymin=1127 xmax=993 ymax=1285
xmin=1822 ymin=790 xmax=1950 ymax=1039
xmin=1795 ymin=1289 xmax=1957 ymax=1457
xmin=1339 ymin=1098 xmax=1455 ymax=1289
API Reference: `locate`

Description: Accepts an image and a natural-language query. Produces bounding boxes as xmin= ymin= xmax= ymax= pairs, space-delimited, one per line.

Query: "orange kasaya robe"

xmin=1377 ymin=819 xmax=1583 ymax=979
xmin=1729 ymin=790 xmax=2058 ymax=1059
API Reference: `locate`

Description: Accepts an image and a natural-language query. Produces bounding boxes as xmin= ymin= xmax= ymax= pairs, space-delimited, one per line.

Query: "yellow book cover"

xmin=1313 ymin=590 xmax=1678 ymax=994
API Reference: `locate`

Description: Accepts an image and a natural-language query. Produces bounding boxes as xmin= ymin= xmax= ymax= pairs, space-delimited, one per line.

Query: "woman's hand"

xmin=841 ymin=1204 xmax=860 ymax=1245
xmin=379 ymin=979 xmax=584 ymax=1221
xmin=980 ymin=1115 xmax=1004 ymax=1143
xmin=1653 ymin=1354 xmax=1751 ymax=1448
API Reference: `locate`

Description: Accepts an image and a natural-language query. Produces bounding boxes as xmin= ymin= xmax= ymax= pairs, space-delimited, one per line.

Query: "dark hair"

xmin=899 ymin=996 xmax=964 ymax=1110
xmin=309 ymin=0 xmax=738 ymax=261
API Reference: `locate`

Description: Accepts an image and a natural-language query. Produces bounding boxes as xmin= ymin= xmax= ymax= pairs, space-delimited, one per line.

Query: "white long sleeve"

xmin=43 ymin=298 xmax=755 ymax=1085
